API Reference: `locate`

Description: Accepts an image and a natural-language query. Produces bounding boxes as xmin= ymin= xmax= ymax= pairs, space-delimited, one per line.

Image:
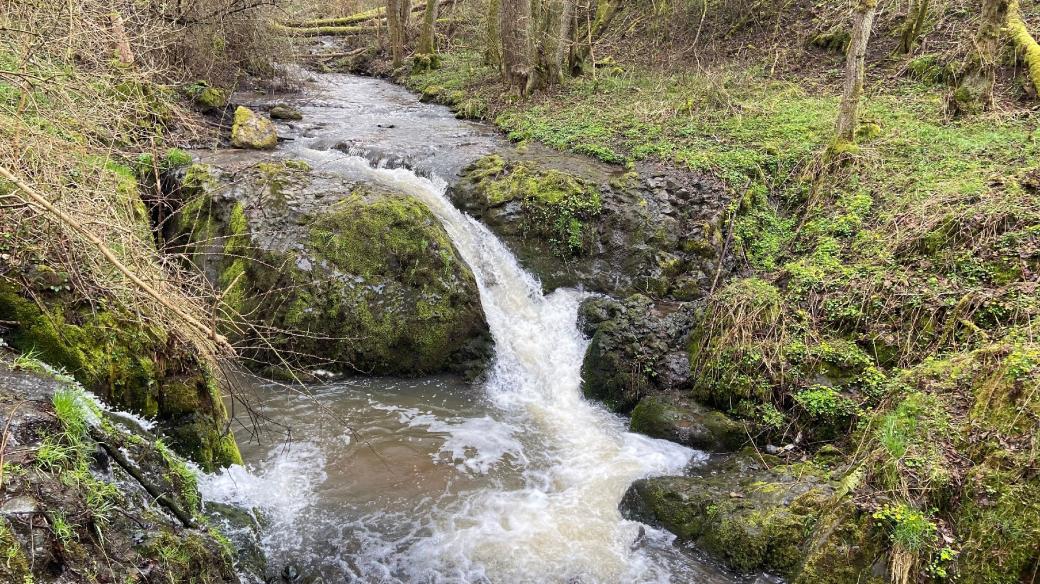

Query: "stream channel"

xmin=198 ymin=74 xmax=745 ymax=584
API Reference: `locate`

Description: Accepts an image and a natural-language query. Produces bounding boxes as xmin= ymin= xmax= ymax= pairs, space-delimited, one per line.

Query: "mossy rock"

xmin=580 ymin=295 xmax=699 ymax=412
xmin=630 ymin=394 xmax=747 ymax=452
xmin=0 ymin=282 xmax=241 ymax=471
xmin=231 ymin=106 xmax=278 ymax=150
xmin=269 ymin=103 xmax=303 ymax=121
xmin=170 ymin=160 xmax=491 ymax=377
xmin=186 ymin=81 xmax=229 ymax=111
xmin=0 ymin=365 xmax=242 ymax=583
xmin=621 ymin=451 xmax=834 ymax=577
xmin=451 ymin=152 xmax=731 ymax=299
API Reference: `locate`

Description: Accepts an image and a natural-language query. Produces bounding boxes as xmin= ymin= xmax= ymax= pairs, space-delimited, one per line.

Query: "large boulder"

xmin=169 ymin=158 xmax=491 ymax=378
xmin=630 ymin=394 xmax=746 ymax=452
xmin=450 ymin=149 xmax=731 ymax=300
xmin=579 ymin=294 xmax=698 ymax=411
xmin=621 ymin=451 xmax=836 ymax=578
xmin=231 ymin=106 xmax=278 ymax=150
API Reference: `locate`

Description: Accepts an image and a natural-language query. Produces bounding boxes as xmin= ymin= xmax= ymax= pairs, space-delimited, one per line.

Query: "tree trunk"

xmin=527 ymin=0 xmax=574 ymax=92
xmin=110 ymin=11 xmax=135 ymax=66
xmin=485 ymin=0 xmax=502 ymax=67
xmin=500 ymin=0 xmax=533 ymax=91
xmin=418 ymin=0 xmax=439 ymax=55
xmin=1006 ymin=0 xmax=1040 ymax=94
xmin=569 ymin=0 xmax=620 ymax=74
xmin=897 ymin=0 xmax=929 ymax=53
xmin=951 ymin=0 xmax=1008 ymax=115
xmin=386 ymin=0 xmax=410 ymax=67
xmin=835 ymin=0 xmax=878 ymax=143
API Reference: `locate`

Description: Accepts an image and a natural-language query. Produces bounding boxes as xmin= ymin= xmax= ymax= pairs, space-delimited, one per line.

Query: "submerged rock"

xmin=621 ymin=451 xmax=834 ymax=578
xmin=269 ymin=104 xmax=304 ymax=121
xmin=451 ymin=149 xmax=732 ymax=299
xmin=231 ymin=106 xmax=278 ymax=150
xmin=168 ymin=159 xmax=491 ymax=377
xmin=630 ymin=394 xmax=746 ymax=452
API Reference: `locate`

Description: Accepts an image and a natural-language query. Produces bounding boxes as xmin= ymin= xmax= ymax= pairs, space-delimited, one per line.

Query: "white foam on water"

xmin=199 ymin=81 xmax=714 ymax=581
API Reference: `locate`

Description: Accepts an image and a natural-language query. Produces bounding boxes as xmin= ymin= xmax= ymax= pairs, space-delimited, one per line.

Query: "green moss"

xmin=186 ymin=81 xmax=228 ymax=109
xmin=466 ymin=155 xmax=603 ymax=256
xmin=0 ymin=283 xmax=239 ymax=470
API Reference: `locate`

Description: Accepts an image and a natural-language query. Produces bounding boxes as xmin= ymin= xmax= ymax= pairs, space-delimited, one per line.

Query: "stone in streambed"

xmin=630 ymin=394 xmax=746 ymax=452
xmin=620 ymin=451 xmax=833 ymax=577
xmin=231 ymin=106 xmax=278 ymax=150
xmin=269 ymin=104 xmax=303 ymax=121
xmin=168 ymin=160 xmax=491 ymax=378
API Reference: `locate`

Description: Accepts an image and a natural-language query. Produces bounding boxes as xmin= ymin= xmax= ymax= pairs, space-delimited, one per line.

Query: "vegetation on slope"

xmin=348 ymin=0 xmax=1040 ymax=580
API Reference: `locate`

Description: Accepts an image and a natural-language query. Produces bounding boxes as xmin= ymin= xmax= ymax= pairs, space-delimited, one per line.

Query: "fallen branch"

xmin=279 ymin=0 xmax=455 ymax=30
xmin=272 ymin=22 xmax=380 ymax=37
xmin=1006 ymin=0 xmax=1040 ymax=92
xmin=0 ymin=165 xmax=232 ymax=354
xmin=91 ymin=427 xmax=197 ymax=529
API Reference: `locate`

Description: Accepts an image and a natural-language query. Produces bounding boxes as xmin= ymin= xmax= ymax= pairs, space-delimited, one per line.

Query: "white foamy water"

xmin=200 ymin=74 xmax=736 ymax=583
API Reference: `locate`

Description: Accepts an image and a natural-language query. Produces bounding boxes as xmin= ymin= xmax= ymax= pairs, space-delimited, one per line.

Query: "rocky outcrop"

xmin=0 ymin=361 xmax=253 ymax=583
xmin=629 ymin=394 xmax=746 ymax=452
xmin=168 ymin=158 xmax=491 ymax=378
xmin=450 ymin=149 xmax=731 ymax=299
xmin=578 ymin=294 xmax=699 ymax=411
xmin=621 ymin=451 xmax=853 ymax=579
xmin=231 ymin=106 xmax=278 ymax=150
xmin=0 ymin=261 xmax=240 ymax=473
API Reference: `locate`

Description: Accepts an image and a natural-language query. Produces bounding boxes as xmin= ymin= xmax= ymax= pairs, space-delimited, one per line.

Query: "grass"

xmin=405 ymin=40 xmax=1040 ymax=582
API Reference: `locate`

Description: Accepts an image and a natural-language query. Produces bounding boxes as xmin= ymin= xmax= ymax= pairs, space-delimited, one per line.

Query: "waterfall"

xmin=199 ymin=74 xmax=727 ymax=584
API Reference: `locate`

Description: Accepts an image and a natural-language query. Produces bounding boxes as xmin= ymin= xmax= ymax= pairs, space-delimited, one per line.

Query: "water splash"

xmin=200 ymin=74 xmax=734 ymax=583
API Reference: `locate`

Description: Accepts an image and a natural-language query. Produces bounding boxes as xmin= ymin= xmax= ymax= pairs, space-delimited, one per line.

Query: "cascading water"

xmin=199 ymin=74 xmax=738 ymax=583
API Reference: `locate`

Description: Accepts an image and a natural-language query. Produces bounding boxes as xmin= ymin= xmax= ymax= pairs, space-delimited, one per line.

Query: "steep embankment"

xmin=0 ymin=358 xmax=254 ymax=583
xmin=316 ymin=0 xmax=1040 ymax=580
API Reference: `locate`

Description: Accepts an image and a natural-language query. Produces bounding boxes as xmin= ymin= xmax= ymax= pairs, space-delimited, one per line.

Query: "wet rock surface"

xmin=629 ymin=394 xmax=747 ymax=452
xmin=0 ymin=361 xmax=251 ymax=583
xmin=450 ymin=148 xmax=732 ymax=299
xmin=231 ymin=106 xmax=279 ymax=150
xmin=621 ymin=451 xmax=834 ymax=578
xmin=167 ymin=156 xmax=491 ymax=377
xmin=578 ymin=294 xmax=699 ymax=411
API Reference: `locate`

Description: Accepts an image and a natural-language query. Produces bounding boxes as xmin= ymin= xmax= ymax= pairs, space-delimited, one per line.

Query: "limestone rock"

xmin=168 ymin=160 xmax=491 ymax=377
xmin=269 ymin=103 xmax=304 ymax=121
xmin=451 ymin=148 xmax=732 ymax=299
xmin=621 ymin=451 xmax=833 ymax=577
xmin=630 ymin=394 xmax=746 ymax=452
xmin=231 ymin=106 xmax=278 ymax=150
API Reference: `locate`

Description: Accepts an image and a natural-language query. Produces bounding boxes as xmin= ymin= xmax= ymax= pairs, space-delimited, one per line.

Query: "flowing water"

xmin=199 ymin=74 xmax=741 ymax=584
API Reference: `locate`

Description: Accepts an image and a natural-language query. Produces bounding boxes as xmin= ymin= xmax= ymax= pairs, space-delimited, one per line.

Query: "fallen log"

xmin=272 ymin=22 xmax=381 ymax=37
xmin=280 ymin=0 xmax=455 ymax=30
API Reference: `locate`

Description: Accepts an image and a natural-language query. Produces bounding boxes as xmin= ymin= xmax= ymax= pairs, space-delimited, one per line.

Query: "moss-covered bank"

xmin=0 ymin=359 xmax=247 ymax=583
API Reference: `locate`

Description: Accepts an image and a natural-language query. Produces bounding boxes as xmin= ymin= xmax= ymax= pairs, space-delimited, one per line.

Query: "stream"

xmin=198 ymin=74 xmax=742 ymax=584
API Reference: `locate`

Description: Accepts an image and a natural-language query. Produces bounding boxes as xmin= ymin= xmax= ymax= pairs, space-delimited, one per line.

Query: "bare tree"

xmin=835 ymin=0 xmax=879 ymax=143
xmin=897 ymin=0 xmax=930 ymax=53
xmin=528 ymin=0 xmax=575 ymax=92
xmin=569 ymin=0 xmax=621 ymax=74
xmin=386 ymin=0 xmax=410 ymax=67
xmin=485 ymin=0 xmax=503 ymax=67
xmin=951 ymin=0 xmax=1008 ymax=114
xmin=418 ymin=0 xmax=439 ymax=56
xmin=500 ymin=0 xmax=533 ymax=91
